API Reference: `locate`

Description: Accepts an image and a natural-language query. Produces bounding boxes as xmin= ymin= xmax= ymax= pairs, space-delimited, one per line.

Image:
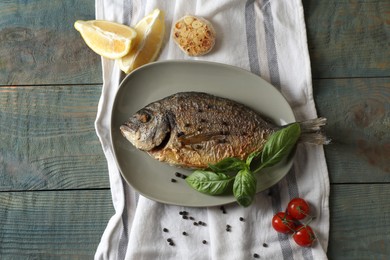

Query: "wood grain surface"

xmin=314 ymin=78 xmax=390 ymax=182
xmin=0 ymin=190 xmax=113 ymax=258
xmin=0 ymin=85 xmax=108 ymax=191
xmin=303 ymin=0 xmax=390 ymax=78
xmin=328 ymin=184 xmax=390 ymax=259
xmin=0 ymin=0 xmax=101 ymax=85
xmin=0 ymin=0 xmax=389 ymax=259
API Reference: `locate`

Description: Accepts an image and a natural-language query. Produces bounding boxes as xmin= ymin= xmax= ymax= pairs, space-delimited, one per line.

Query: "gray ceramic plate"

xmin=111 ymin=60 xmax=295 ymax=207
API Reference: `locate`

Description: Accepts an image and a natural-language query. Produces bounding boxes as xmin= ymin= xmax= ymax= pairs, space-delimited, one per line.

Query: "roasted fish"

xmin=120 ymin=92 xmax=327 ymax=169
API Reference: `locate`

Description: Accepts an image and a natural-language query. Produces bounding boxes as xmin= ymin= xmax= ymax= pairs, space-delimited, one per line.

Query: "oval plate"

xmin=111 ymin=60 xmax=295 ymax=207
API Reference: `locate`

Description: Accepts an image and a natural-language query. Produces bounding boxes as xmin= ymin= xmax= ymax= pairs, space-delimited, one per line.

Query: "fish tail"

xmin=297 ymin=117 xmax=330 ymax=145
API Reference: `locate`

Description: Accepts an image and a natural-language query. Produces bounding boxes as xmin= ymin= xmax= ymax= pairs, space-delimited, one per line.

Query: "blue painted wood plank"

xmin=303 ymin=0 xmax=390 ymax=78
xmin=0 ymin=190 xmax=113 ymax=259
xmin=0 ymin=0 xmax=101 ymax=85
xmin=0 ymin=85 xmax=109 ymax=191
xmin=328 ymin=184 xmax=390 ymax=259
xmin=314 ymin=78 xmax=390 ymax=183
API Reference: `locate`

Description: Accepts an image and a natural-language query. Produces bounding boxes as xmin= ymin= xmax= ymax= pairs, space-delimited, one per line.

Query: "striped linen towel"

xmin=94 ymin=0 xmax=330 ymax=259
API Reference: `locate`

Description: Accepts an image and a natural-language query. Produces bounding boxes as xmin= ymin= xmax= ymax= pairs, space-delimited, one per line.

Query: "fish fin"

xmin=295 ymin=117 xmax=330 ymax=145
xmin=178 ymin=132 xmax=226 ymax=145
xmin=298 ymin=117 xmax=327 ymax=133
xmin=299 ymin=133 xmax=331 ymax=145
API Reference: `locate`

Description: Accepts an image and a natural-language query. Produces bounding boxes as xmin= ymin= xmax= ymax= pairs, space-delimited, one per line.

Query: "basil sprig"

xmin=186 ymin=123 xmax=301 ymax=207
xmin=253 ymin=122 xmax=301 ymax=173
xmin=233 ymin=168 xmax=257 ymax=207
xmin=185 ymin=171 xmax=235 ymax=195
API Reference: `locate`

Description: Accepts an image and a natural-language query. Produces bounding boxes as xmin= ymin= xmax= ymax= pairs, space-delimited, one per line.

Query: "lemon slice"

xmin=118 ymin=9 xmax=165 ymax=74
xmin=74 ymin=20 xmax=137 ymax=59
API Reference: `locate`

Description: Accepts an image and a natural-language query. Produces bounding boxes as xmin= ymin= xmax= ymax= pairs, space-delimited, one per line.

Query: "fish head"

xmin=120 ymin=106 xmax=170 ymax=151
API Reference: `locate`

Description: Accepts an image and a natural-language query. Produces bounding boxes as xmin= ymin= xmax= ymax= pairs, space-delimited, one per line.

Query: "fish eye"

xmin=135 ymin=110 xmax=151 ymax=123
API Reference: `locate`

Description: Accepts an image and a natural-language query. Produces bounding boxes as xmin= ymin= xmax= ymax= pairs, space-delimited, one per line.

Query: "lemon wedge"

xmin=74 ymin=20 xmax=137 ymax=59
xmin=118 ymin=9 xmax=165 ymax=74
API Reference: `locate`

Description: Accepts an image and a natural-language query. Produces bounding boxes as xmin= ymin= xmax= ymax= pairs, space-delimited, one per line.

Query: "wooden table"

xmin=0 ymin=1 xmax=389 ymax=259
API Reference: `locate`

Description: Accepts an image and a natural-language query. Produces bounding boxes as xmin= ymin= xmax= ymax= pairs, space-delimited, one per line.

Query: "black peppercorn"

xmin=171 ymin=178 xmax=177 ymax=183
xmin=239 ymin=217 xmax=245 ymax=222
xmin=182 ymin=232 xmax=188 ymax=236
xmin=163 ymin=228 xmax=168 ymax=232
xmin=263 ymin=243 xmax=268 ymax=248
xmin=226 ymin=224 xmax=231 ymax=232
xmin=253 ymin=253 xmax=260 ymax=258
xmin=202 ymin=240 xmax=207 ymax=244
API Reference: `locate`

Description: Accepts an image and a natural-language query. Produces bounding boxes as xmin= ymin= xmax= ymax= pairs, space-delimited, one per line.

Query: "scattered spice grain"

xmin=226 ymin=224 xmax=231 ymax=232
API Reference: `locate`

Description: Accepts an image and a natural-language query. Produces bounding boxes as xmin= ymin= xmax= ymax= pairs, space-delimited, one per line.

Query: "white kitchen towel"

xmin=94 ymin=0 xmax=330 ymax=259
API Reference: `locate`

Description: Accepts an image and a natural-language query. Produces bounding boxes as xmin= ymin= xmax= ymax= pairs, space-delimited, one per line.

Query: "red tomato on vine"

xmin=293 ymin=225 xmax=316 ymax=247
xmin=287 ymin=198 xmax=310 ymax=220
xmin=272 ymin=212 xmax=296 ymax=233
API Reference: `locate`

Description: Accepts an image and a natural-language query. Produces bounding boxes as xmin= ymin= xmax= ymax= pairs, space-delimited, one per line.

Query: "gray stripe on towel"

xmin=260 ymin=1 xmax=314 ymax=259
xmin=286 ymin=167 xmax=299 ymax=198
xmin=287 ymin=167 xmax=314 ymax=260
xmin=260 ymin=1 xmax=292 ymax=258
xmin=245 ymin=0 xmax=261 ymax=76
xmin=262 ymin=1 xmax=314 ymax=259
xmin=262 ymin=0 xmax=281 ymax=88
xmin=270 ymin=184 xmax=294 ymax=259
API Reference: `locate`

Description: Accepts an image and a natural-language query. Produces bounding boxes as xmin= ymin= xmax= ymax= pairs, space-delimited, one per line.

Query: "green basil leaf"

xmin=208 ymin=157 xmax=246 ymax=173
xmin=246 ymin=151 xmax=261 ymax=167
xmin=233 ymin=169 xmax=257 ymax=207
xmin=259 ymin=123 xmax=301 ymax=170
xmin=186 ymin=170 xmax=235 ymax=195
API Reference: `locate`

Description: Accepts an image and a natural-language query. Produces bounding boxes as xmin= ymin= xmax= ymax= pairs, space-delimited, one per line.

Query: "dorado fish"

xmin=120 ymin=92 xmax=327 ymax=169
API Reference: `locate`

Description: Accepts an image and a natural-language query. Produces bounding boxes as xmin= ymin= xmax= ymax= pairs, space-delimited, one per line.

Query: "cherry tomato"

xmin=287 ymin=198 xmax=310 ymax=220
xmin=293 ymin=225 xmax=316 ymax=247
xmin=272 ymin=212 xmax=296 ymax=233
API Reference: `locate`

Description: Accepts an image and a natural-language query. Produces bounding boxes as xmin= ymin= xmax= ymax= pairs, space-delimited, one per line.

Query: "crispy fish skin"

xmin=120 ymin=92 xmax=279 ymax=169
